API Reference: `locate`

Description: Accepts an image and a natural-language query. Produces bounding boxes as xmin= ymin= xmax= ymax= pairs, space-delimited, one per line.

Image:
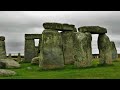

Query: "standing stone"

xmin=17 ymin=53 xmax=21 ymax=62
xmin=73 ymin=32 xmax=92 ymax=68
xmin=111 ymin=41 xmax=118 ymax=61
xmin=98 ymin=34 xmax=112 ymax=65
xmin=24 ymin=36 xmax=36 ymax=63
xmin=61 ymin=31 xmax=75 ymax=64
xmin=35 ymin=46 xmax=39 ymax=57
xmin=38 ymin=34 xmax=42 ymax=56
xmin=8 ymin=53 xmax=12 ymax=59
xmin=39 ymin=29 xmax=64 ymax=70
xmin=0 ymin=36 xmax=6 ymax=59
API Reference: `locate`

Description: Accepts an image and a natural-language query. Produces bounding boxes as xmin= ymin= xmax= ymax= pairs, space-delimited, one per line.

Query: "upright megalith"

xmin=43 ymin=22 xmax=76 ymax=65
xmin=8 ymin=53 xmax=12 ymax=59
xmin=17 ymin=53 xmax=21 ymax=62
xmin=73 ymin=32 xmax=92 ymax=67
xmin=24 ymin=34 xmax=41 ymax=62
xmin=24 ymin=34 xmax=36 ymax=63
xmin=35 ymin=46 xmax=39 ymax=56
xmin=61 ymin=31 xmax=75 ymax=64
xmin=78 ymin=26 xmax=107 ymax=34
xmin=111 ymin=41 xmax=118 ymax=61
xmin=0 ymin=36 xmax=6 ymax=59
xmin=98 ymin=34 xmax=112 ymax=65
xmin=38 ymin=34 xmax=42 ymax=55
xmin=39 ymin=29 xmax=64 ymax=70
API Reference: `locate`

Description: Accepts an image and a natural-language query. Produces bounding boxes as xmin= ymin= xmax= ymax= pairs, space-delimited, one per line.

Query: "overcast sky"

xmin=0 ymin=11 xmax=120 ymax=55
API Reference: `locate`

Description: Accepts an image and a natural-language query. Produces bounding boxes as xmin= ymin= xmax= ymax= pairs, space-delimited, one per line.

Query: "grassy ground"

xmin=0 ymin=58 xmax=120 ymax=79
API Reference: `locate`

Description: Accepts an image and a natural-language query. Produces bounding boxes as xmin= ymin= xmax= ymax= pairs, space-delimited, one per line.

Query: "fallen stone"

xmin=31 ymin=57 xmax=39 ymax=65
xmin=0 ymin=69 xmax=16 ymax=76
xmin=78 ymin=26 xmax=107 ymax=34
xmin=0 ymin=59 xmax=21 ymax=69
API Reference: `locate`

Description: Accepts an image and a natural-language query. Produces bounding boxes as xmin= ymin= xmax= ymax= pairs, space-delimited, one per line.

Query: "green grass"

xmin=1 ymin=58 xmax=120 ymax=79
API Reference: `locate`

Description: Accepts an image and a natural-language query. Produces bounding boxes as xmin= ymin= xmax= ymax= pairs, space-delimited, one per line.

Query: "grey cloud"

xmin=0 ymin=11 xmax=120 ymax=54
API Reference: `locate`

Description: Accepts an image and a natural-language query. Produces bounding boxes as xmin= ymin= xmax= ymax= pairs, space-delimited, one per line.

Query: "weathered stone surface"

xmin=111 ymin=41 xmax=118 ymax=61
xmin=43 ymin=22 xmax=75 ymax=31
xmin=61 ymin=31 xmax=75 ymax=64
xmin=24 ymin=39 xmax=36 ymax=62
xmin=8 ymin=53 xmax=12 ymax=59
xmin=74 ymin=28 xmax=77 ymax=32
xmin=0 ymin=36 xmax=6 ymax=59
xmin=24 ymin=34 xmax=42 ymax=62
xmin=0 ymin=36 xmax=5 ymax=41
xmin=17 ymin=53 xmax=21 ymax=62
xmin=98 ymin=34 xmax=112 ymax=65
xmin=31 ymin=57 xmax=39 ymax=65
xmin=78 ymin=26 xmax=107 ymax=34
xmin=39 ymin=29 xmax=64 ymax=70
xmin=35 ymin=46 xmax=39 ymax=56
xmin=73 ymin=32 xmax=92 ymax=67
xmin=0 ymin=69 xmax=16 ymax=76
xmin=25 ymin=34 xmax=41 ymax=40
xmin=0 ymin=59 xmax=21 ymax=69
xmin=38 ymin=34 xmax=42 ymax=56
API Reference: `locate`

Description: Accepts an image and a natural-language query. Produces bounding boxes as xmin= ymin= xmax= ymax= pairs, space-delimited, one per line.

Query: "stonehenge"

xmin=0 ymin=22 xmax=117 ymax=70
xmin=23 ymin=23 xmax=116 ymax=69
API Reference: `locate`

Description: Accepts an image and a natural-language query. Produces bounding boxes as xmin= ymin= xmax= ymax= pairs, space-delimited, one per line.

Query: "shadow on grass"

xmin=97 ymin=64 xmax=114 ymax=67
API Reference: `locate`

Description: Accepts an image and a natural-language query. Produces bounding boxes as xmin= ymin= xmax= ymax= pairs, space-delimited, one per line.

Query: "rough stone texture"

xmin=17 ymin=53 xmax=21 ymax=62
xmin=35 ymin=46 xmax=39 ymax=57
xmin=0 ymin=69 xmax=16 ymax=76
xmin=43 ymin=22 xmax=75 ymax=31
xmin=24 ymin=39 xmax=36 ymax=63
xmin=98 ymin=34 xmax=112 ymax=65
xmin=61 ymin=31 xmax=75 ymax=64
xmin=38 ymin=34 xmax=42 ymax=56
xmin=74 ymin=28 xmax=77 ymax=32
xmin=78 ymin=26 xmax=107 ymax=34
xmin=25 ymin=34 xmax=41 ymax=40
xmin=0 ymin=59 xmax=21 ymax=69
xmin=24 ymin=34 xmax=42 ymax=62
xmin=8 ymin=53 xmax=12 ymax=59
xmin=0 ymin=36 xmax=5 ymax=41
xmin=0 ymin=36 xmax=6 ymax=59
xmin=31 ymin=57 xmax=39 ymax=65
xmin=73 ymin=32 xmax=92 ymax=67
xmin=39 ymin=29 xmax=64 ymax=70
xmin=111 ymin=41 xmax=118 ymax=61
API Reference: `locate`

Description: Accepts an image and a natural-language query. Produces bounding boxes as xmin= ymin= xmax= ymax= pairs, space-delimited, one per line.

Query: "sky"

xmin=0 ymin=11 xmax=120 ymax=55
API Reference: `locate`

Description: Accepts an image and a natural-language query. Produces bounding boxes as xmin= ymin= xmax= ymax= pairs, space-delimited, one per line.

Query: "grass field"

xmin=0 ymin=58 xmax=120 ymax=79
